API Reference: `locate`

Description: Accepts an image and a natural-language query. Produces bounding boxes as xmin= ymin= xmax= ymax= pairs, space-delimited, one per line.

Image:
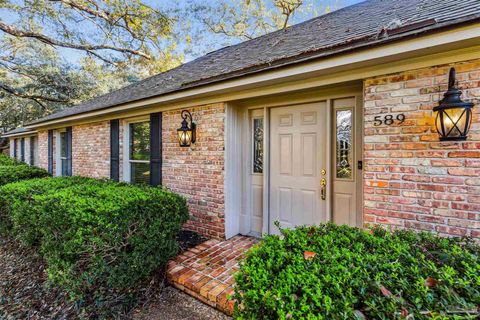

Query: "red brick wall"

xmin=72 ymin=122 xmax=110 ymax=178
xmin=364 ymin=59 xmax=480 ymax=238
xmin=35 ymin=105 xmax=225 ymax=239
xmin=38 ymin=130 xmax=52 ymax=172
xmin=38 ymin=123 xmax=110 ymax=178
xmin=163 ymin=103 xmax=225 ymax=239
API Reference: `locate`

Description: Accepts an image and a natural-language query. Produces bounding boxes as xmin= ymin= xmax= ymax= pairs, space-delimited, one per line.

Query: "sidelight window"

xmin=252 ymin=117 xmax=264 ymax=174
xmin=335 ymin=109 xmax=353 ymax=179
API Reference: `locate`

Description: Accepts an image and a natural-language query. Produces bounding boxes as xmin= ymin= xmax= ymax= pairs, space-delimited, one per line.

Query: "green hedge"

xmin=0 ymin=177 xmax=83 ymax=241
xmin=0 ymin=154 xmax=50 ymax=186
xmin=234 ymin=223 xmax=480 ymax=319
xmin=0 ymin=153 xmax=19 ymax=166
xmin=0 ymin=164 xmax=50 ymax=187
xmin=0 ymin=177 xmax=189 ymax=312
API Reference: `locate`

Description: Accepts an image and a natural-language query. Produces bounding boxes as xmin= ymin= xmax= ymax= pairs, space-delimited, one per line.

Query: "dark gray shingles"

xmin=30 ymin=0 xmax=480 ymax=125
xmin=2 ymin=128 xmax=33 ymax=136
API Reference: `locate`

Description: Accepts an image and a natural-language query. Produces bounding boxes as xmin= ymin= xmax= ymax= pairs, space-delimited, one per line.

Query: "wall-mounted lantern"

xmin=177 ymin=110 xmax=196 ymax=147
xmin=433 ymin=67 xmax=474 ymax=141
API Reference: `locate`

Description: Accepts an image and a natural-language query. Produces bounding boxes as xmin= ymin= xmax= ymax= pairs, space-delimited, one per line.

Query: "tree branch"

xmin=0 ymin=21 xmax=151 ymax=60
xmin=0 ymin=82 xmax=69 ymax=109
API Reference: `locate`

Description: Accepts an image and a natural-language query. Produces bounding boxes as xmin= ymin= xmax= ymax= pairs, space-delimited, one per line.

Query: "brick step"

xmin=166 ymin=236 xmax=257 ymax=316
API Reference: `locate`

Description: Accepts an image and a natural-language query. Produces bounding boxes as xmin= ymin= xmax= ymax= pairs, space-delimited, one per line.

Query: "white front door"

xmin=269 ymin=102 xmax=328 ymax=234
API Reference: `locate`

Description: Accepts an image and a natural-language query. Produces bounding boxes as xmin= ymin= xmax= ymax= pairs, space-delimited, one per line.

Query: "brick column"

xmin=364 ymin=59 xmax=480 ymax=238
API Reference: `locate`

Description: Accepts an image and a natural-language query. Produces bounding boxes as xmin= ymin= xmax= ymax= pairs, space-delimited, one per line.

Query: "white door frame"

xmin=225 ymin=89 xmax=363 ymax=239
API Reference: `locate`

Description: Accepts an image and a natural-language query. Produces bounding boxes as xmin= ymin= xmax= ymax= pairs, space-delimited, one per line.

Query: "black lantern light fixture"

xmin=177 ymin=110 xmax=196 ymax=147
xmin=433 ymin=67 xmax=474 ymax=141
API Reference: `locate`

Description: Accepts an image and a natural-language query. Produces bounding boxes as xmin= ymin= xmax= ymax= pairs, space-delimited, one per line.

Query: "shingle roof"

xmin=2 ymin=127 xmax=33 ymax=137
xmin=30 ymin=0 xmax=480 ymax=125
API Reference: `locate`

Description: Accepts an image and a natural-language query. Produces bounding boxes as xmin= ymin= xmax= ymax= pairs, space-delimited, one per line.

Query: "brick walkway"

xmin=167 ymin=235 xmax=258 ymax=315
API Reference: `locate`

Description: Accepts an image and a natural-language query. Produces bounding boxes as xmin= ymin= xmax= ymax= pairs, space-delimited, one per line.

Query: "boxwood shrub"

xmin=0 ymin=163 xmax=50 ymax=186
xmin=0 ymin=177 xmax=87 ymax=241
xmin=0 ymin=177 xmax=189 ymax=313
xmin=0 ymin=153 xmax=19 ymax=166
xmin=234 ymin=223 xmax=479 ymax=319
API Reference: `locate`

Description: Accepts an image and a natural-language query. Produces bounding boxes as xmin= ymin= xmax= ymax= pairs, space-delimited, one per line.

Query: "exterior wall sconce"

xmin=433 ymin=67 xmax=474 ymax=141
xmin=177 ymin=110 xmax=196 ymax=147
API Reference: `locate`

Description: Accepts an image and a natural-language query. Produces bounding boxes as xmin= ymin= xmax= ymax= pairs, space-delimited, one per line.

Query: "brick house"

xmin=3 ymin=0 xmax=480 ymax=240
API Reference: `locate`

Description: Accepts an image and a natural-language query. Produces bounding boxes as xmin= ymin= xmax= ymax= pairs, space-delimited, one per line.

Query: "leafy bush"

xmin=0 ymin=177 xmax=84 ymax=241
xmin=234 ymin=223 xmax=480 ymax=319
xmin=0 ymin=163 xmax=50 ymax=187
xmin=0 ymin=154 xmax=19 ymax=166
xmin=0 ymin=177 xmax=189 ymax=313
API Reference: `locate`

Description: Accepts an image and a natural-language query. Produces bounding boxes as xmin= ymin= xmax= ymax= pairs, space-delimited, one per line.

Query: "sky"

xmin=0 ymin=0 xmax=364 ymax=65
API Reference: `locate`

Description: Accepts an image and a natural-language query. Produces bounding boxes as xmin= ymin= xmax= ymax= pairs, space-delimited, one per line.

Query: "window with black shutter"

xmin=30 ymin=136 xmax=36 ymax=165
xmin=48 ymin=130 xmax=53 ymax=174
xmin=150 ymin=113 xmax=162 ymax=187
xmin=110 ymin=120 xmax=120 ymax=181
xmin=20 ymin=138 xmax=25 ymax=162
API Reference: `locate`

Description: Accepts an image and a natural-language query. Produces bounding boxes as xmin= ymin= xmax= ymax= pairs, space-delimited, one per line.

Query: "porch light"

xmin=433 ymin=68 xmax=474 ymax=141
xmin=177 ymin=110 xmax=196 ymax=147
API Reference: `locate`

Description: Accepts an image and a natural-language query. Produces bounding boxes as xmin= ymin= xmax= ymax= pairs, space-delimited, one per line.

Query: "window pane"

xmin=130 ymin=122 xmax=150 ymax=161
xmin=336 ymin=110 xmax=353 ymax=179
xmin=253 ymin=118 xmax=264 ymax=174
xmin=60 ymin=132 xmax=67 ymax=158
xmin=61 ymin=159 xmax=68 ymax=176
xmin=131 ymin=162 xmax=150 ymax=185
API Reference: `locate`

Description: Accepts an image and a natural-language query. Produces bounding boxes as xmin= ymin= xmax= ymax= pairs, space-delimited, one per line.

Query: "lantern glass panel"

xmin=178 ymin=129 xmax=192 ymax=146
xmin=435 ymin=108 xmax=469 ymax=139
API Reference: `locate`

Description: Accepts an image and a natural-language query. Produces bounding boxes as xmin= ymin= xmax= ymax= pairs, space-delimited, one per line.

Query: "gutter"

xmin=1 ymin=130 xmax=38 ymax=138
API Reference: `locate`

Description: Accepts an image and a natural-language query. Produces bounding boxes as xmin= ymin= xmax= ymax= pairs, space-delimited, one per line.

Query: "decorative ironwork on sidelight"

xmin=253 ymin=118 xmax=264 ymax=174
xmin=336 ymin=110 xmax=353 ymax=179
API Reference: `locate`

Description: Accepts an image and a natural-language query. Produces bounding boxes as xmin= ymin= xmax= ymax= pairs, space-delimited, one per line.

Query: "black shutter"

xmin=20 ymin=138 xmax=25 ymax=162
xmin=48 ymin=130 xmax=54 ymax=174
xmin=110 ymin=120 xmax=120 ymax=182
xmin=13 ymin=139 xmax=17 ymax=159
xmin=30 ymin=136 xmax=35 ymax=165
xmin=66 ymin=127 xmax=73 ymax=176
xmin=150 ymin=113 xmax=162 ymax=187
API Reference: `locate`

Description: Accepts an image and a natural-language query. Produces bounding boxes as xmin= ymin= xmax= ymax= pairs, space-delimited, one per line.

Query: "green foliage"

xmin=0 ymin=177 xmax=189 ymax=314
xmin=0 ymin=153 xmax=19 ymax=166
xmin=234 ymin=223 xmax=480 ymax=319
xmin=0 ymin=163 xmax=50 ymax=187
xmin=0 ymin=0 xmax=184 ymax=131
xmin=0 ymin=177 xmax=81 ymax=241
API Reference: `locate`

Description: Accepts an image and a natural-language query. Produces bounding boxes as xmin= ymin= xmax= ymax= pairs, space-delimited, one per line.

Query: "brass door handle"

xmin=320 ymin=178 xmax=326 ymax=200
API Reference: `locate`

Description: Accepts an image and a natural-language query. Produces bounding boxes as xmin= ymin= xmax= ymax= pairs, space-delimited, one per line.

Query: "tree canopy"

xmin=0 ymin=0 xmax=342 ymax=132
xmin=0 ymin=0 xmax=183 ymax=131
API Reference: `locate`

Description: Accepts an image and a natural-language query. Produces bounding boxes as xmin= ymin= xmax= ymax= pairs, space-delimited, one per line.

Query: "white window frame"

xmin=55 ymin=129 xmax=67 ymax=176
xmin=122 ymin=117 xmax=150 ymax=183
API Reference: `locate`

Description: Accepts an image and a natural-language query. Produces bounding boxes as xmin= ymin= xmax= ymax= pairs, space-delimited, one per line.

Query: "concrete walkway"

xmin=166 ymin=235 xmax=258 ymax=315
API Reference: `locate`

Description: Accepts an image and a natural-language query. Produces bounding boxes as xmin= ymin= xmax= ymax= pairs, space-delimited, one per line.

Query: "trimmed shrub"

xmin=0 ymin=163 xmax=50 ymax=233
xmin=0 ymin=164 xmax=50 ymax=186
xmin=234 ymin=223 xmax=480 ymax=319
xmin=0 ymin=177 xmax=189 ymax=313
xmin=0 ymin=177 xmax=85 ymax=241
xmin=0 ymin=154 xmax=19 ymax=166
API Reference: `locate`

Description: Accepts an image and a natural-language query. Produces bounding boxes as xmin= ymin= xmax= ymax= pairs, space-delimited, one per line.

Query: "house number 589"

xmin=373 ymin=114 xmax=405 ymax=126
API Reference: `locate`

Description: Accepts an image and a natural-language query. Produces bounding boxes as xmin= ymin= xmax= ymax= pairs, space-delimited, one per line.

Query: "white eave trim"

xmin=2 ymin=131 xmax=38 ymax=138
xmin=27 ymin=23 xmax=480 ymax=129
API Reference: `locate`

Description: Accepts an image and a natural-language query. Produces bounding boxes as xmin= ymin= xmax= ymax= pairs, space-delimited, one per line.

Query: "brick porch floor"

xmin=166 ymin=235 xmax=258 ymax=315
